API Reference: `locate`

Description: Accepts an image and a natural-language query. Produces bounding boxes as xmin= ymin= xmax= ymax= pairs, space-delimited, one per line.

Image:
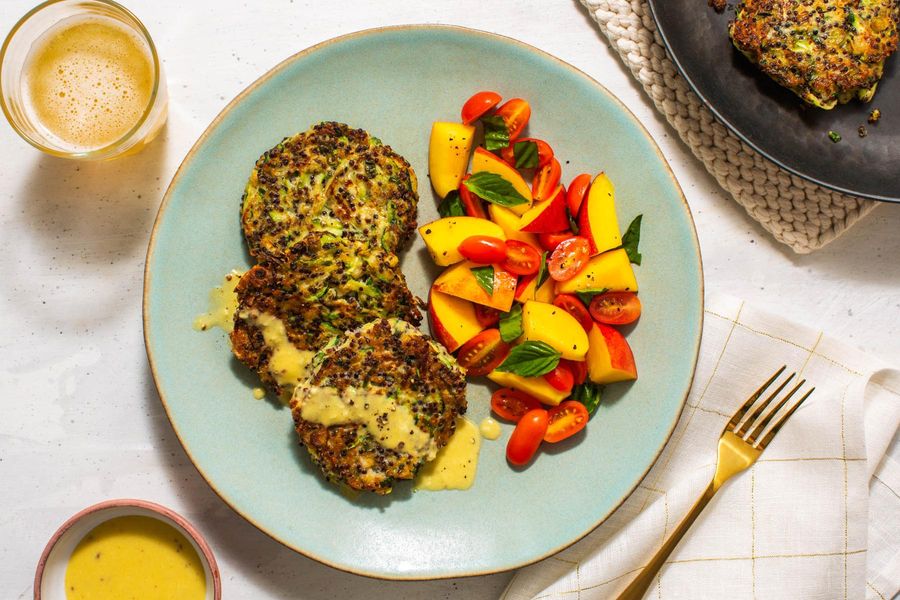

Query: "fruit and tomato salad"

xmin=422 ymin=91 xmax=644 ymax=468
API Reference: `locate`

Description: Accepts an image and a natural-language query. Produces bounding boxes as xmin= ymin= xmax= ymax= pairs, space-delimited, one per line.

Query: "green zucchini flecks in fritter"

xmin=730 ymin=0 xmax=899 ymax=108
xmin=230 ymin=235 xmax=421 ymax=397
xmin=290 ymin=319 xmax=467 ymax=495
xmin=241 ymin=121 xmax=418 ymax=263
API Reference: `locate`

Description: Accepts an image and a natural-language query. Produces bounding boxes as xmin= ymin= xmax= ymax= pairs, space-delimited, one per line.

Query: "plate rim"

xmin=142 ymin=23 xmax=705 ymax=580
xmin=646 ymin=0 xmax=898 ymax=204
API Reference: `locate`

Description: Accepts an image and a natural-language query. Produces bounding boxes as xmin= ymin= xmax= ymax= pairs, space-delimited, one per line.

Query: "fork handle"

xmin=617 ymin=481 xmax=717 ymax=600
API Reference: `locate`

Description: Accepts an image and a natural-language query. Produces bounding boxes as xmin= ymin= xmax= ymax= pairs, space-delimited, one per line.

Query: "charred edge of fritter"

xmin=292 ymin=419 xmax=421 ymax=495
xmin=228 ymin=267 xmax=287 ymax=396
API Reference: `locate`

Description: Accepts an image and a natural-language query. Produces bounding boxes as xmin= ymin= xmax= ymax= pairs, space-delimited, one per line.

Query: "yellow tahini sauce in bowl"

xmin=35 ymin=500 xmax=220 ymax=600
xmin=65 ymin=516 xmax=205 ymax=599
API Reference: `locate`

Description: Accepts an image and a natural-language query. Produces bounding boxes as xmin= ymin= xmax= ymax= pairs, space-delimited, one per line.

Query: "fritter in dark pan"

xmin=730 ymin=0 xmax=899 ymax=108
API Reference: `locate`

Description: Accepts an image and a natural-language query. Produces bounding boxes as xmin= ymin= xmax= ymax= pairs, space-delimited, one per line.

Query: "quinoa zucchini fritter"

xmin=230 ymin=234 xmax=421 ymax=397
xmin=228 ymin=122 xmax=466 ymax=495
xmin=730 ymin=0 xmax=899 ymax=108
xmin=290 ymin=319 xmax=467 ymax=495
xmin=241 ymin=121 xmax=418 ymax=264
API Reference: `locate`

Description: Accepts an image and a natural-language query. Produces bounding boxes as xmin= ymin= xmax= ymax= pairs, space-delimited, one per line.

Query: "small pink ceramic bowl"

xmin=34 ymin=499 xmax=222 ymax=600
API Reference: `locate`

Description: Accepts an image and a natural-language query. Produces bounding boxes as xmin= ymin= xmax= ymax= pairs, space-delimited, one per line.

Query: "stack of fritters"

xmin=229 ymin=122 xmax=468 ymax=494
xmin=730 ymin=0 xmax=899 ymax=108
xmin=231 ymin=122 xmax=422 ymax=397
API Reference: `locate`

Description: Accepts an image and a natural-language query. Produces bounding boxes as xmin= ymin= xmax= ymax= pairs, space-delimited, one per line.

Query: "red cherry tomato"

xmin=506 ymin=408 xmax=549 ymax=466
xmin=495 ymin=98 xmax=531 ymax=141
xmin=474 ymin=304 xmax=501 ymax=328
xmin=532 ymin=157 xmax=562 ymax=202
xmin=544 ymin=364 xmax=575 ymax=393
xmin=461 ymin=91 xmax=501 ymax=125
xmin=544 ymin=401 xmax=589 ymax=443
xmin=548 ymin=236 xmax=590 ymax=282
xmin=456 ymin=329 xmax=510 ymax=377
xmin=561 ymin=358 xmax=588 ymax=385
xmin=499 ymin=137 xmax=554 ymax=169
xmin=491 ymin=388 xmax=542 ymax=422
xmin=553 ymin=294 xmax=593 ymax=332
xmin=502 ymin=240 xmax=541 ymax=276
xmin=537 ymin=231 xmax=572 ymax=252
xmin=458 ymin=235 xmax=508 ymax=264
xmin=458 ymin=176 xmax=487 ymax=219
xmin=567 ymin=173 xmax=591 ymax=218
xmin=589 ymin=292 xmax=642 ymax=325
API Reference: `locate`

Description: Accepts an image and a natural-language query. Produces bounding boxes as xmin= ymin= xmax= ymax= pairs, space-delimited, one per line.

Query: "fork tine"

xmin=727 ymin=365 xmax=786 ymax=432
xmin=734 ymin=372 xmax=795 ymax=436
xmin=754 ymin=387 xmax=815 ymax=450
xmin=744 ymin=378 xmax=805 ymax=445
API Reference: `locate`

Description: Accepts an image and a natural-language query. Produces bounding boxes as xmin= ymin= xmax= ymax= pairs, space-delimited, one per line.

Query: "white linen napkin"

xmin=501 ymin=293 xmax=900 ymax=600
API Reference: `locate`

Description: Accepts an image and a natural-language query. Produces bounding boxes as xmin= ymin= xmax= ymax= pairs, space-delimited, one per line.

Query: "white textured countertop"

xmin=1 ymin=1 xmax=898 ymax=598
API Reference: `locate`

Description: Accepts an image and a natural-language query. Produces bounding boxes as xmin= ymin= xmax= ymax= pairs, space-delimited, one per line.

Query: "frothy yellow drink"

xmin=23 ymin=16 xmax=154 ymax=152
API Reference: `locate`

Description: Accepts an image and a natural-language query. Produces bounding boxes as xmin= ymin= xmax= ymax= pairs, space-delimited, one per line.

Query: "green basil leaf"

xmin=567 ymin=206 xmax=580 ymax=235
xmin=575 ymin=288 xmax=608 ymax=306
xmin=498 ymin=304 xmax=523 ymax=343
xmin=495 ymin=341 xmax=561 ymax=377
xmin=471 ymin=265 xmax=494 ymax=295
xmin=463 ymin=172 xmax=528 ymax=207
xmin=573 ymin=382 xmax=603 ymax=416
xmin=481 ymin=115 xmax=510 ymax=152
xmin=513 ymin=141 xmax=539 ymax=169
xmin=622 ymin=214 xmax=643 ymax=265
xmin=536 ymin=251 xmax=550 ymax=288
xmin=437 ymin=189 xmax=465 ymax=217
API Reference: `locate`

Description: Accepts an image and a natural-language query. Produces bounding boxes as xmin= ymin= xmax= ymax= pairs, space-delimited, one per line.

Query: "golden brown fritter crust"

xmin=730 ymin=0 xmax=899 ymax=108
xmin=229 ymin=235 xmax=421 ymax=397
xmin=290 ymin=319 xmax=467 ymax=495
xmin=241 ymin=121 xmax=418 ymax=264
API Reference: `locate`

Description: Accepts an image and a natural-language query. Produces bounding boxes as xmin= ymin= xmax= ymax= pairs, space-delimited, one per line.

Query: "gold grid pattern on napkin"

xmin=501 ymin=294 xmax=900 ymax=599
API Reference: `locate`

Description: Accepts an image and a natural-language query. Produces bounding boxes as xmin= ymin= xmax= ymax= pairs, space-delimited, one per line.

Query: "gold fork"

xmin=618 ymin=366 xmax=815 ymax=600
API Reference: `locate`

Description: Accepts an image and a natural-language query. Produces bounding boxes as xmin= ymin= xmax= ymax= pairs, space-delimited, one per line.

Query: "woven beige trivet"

xmin=581 ymin=0 xmax=879 ymax=253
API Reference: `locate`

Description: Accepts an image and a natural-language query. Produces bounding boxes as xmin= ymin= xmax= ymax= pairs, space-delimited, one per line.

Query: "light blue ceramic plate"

xmin=144 ymin=26 xmax=703 ymax=579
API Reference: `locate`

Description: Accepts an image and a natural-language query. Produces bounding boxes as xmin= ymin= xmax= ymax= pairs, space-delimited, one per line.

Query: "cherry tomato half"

xmin=461 ymin=91 xmax=501 ymax=125
xmin=495 ymin=98 xmax=531 ymax=141
xmin=458 ymin=235 xmax=508 ymax=264
xmin=499 ymin=137 xmax=554 ymax=169
xmin=474 ymin=304 xmax=501 ymax=328
xmin=456 ymin=329 xmax=510 ymax=377
xmin=544 ymin=401 xmax=589 ymax=443
xmin=532 ymin=157 xmax=562 ymax=203
xmin=548 ymin=236 xmax=590 ymax=282
xmin=538 ymin=231 xmax=572 ymax=252
xmin=507 ymin=408 xmax=549 ymax=466
xmin=502 ymin=240 xmax=542 ymax=276
xmin=561 ymin=358 xmax=588 ymax=385
xmin=458 ymin=176 xmax=487 ymax=219
xmin=491 ymin=388 xmax=542 ymax=422
xmin=589 ymin=292 xmax=642 ymax=325
xmin=567 ymin=173 xmax=591 ymax=218
xmin=544 ymin=364 xmax=575 ymax=394
xmin=553 ymin=294 xmax=593 ymax=332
